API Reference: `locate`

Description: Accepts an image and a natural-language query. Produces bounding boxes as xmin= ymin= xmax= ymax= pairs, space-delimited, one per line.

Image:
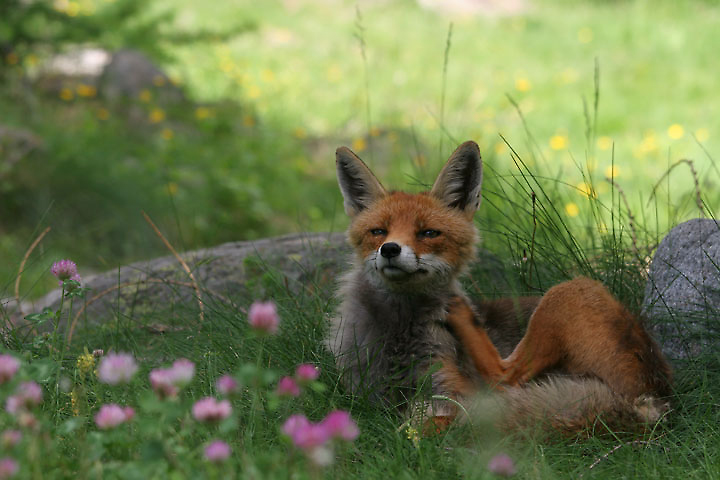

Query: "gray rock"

xmin=643 ymin=218 xmax=720 ymax=359
xmin=13 ymin=232 xmax=348 ymax=335
xmin=99 ymin=49 xmax=183 ymax=102
xmin=7 ymin=232 xmax=509 ymax=340
xmin=36 ymin=48 xmax=183 ymax=104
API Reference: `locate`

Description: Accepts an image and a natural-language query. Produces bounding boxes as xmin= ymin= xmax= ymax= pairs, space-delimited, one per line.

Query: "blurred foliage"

xmin=2 ymin=0 xmax=720 ymax=299
xmin=0 ymin=0 xmax=252 ymax=75
xmin=0 ymin=0 xmax=169 ymax=72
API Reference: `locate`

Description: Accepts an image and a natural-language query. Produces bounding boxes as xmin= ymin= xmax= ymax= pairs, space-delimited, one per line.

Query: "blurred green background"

xmin=2 ymin=0 xmax=718 ymax=297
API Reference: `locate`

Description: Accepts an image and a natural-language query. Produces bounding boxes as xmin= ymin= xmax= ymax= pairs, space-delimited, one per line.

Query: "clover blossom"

xmin=248 ymin=301 xmax=280 ymax=334
xmin=276 ymin=376 xmax=300 ymax=397
xmin=204 ymin=440 xmax=231 ymax=463
xmin=281 ymin=410 xmax=359 ymax=467
xmin=192 ymin=397 xmax=232 ymax=422
xmin=94 ymin=404 xmax=134 ymax=430
xmin=97 ymin=352 xmax=138 ymax=385
xmin=295 ymin=363 xmax=320 ymax=384
xmin=215 ymin=375 xmax=239 ymax=397
xmin=0 ymin=355 xmax=19 ymax=384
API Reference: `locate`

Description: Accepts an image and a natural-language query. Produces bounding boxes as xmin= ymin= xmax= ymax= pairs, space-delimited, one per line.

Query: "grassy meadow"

xmin=1 ymin=0 xmax=720 ymax=478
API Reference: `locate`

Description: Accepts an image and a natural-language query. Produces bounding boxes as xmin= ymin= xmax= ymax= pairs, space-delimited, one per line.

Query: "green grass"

xmin=1 ymin=3 xmax=720 ymax=475
xmin=3 ymin=237 xmax=718 ymax=478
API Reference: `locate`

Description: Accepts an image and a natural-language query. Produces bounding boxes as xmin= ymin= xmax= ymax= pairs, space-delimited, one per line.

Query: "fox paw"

xmin=422 ymin=415 xmax=455 ymax=436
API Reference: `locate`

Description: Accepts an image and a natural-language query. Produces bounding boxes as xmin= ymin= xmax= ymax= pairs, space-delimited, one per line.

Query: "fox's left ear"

xmin=430 ymin=141 xmax=483 ymax=219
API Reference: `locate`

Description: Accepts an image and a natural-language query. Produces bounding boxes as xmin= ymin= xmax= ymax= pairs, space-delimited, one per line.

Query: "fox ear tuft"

xmin=336 ymin=147 xmax=387 ymax=216
xmin=430 ymin=141 xmax=483 ymax=218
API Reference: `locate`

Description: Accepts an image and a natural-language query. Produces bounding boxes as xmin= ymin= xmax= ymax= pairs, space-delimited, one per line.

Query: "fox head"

xmin=336 ymin=141 xmax=482 ymax=292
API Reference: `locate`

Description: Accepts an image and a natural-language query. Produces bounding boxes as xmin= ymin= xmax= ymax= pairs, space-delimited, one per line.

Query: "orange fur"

xmin=347 ymin=192 xmax=477 ymax=268
xmin=444 ymin=298 xmax=506 ymax=386
xmin=449 ymin=278 xmax=672 ymax=400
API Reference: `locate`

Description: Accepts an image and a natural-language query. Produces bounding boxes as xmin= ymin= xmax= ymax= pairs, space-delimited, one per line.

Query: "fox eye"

xmin=370 ymin=228 xmax=387 ymax=236
xmin=420 ymin=229 xmax=441 ymax=238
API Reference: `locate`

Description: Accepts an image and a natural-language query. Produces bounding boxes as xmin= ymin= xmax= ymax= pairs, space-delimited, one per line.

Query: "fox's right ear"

xmin=336 ymin=147 xmax=387 ymax=217
xmin=430 ymin=141 xmax=483 ymax=219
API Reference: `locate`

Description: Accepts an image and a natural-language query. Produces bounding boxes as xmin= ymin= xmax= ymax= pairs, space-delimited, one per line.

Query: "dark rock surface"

xmin=643 ymin=218 xmax=720 ymax=359
xmin=11 ymin=232 xmax=511 ymax=334
xmin=18 ymin=233 xmax=348 ymax=331
xmin=100 ymin=49 xmax=184 ymax=102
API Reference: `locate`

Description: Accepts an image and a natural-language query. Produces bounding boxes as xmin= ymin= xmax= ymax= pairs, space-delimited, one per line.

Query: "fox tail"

xmin=466 ymin=377 xmax=670 ymax=437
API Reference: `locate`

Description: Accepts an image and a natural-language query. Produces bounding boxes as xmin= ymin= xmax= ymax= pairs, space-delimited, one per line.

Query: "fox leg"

xmin=501 ymin=277 xmax=672 ymax=398
xmin=445 ymin=297 xmax=507 ymax=386
xmin=419 ymin=355 xmax=481 ymax=434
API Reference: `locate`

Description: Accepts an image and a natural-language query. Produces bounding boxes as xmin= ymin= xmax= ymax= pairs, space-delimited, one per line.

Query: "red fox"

xmin=326 ymin=140 xmax=672 ymax=435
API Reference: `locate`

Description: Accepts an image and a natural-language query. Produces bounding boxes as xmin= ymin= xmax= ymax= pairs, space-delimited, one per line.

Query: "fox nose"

xmin=380 ymin=242 xmax=402 ymax=258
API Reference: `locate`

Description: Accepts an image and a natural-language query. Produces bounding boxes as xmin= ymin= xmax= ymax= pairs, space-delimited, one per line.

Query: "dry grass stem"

xmin=648 ymin=158 xmax=705 ymax=216
xmin=605 ymin=177 xmax=641 ymax=259
xmin=142 ymin=211 xmax=205 ymax=324
xmin=581 ymin=440 xmax=659 ymax=476
xmin=14 ymin=226 xmax=51 ymax=319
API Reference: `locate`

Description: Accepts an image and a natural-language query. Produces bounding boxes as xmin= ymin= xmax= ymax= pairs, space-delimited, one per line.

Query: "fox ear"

xmin=430 ymin=141 xmax=483 ymax=219
xmin=336 ymin=147 xmax=387 ymax=216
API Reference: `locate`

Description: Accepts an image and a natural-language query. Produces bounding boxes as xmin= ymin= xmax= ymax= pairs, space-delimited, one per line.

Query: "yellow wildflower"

xmin=565 ymin=202 xmax=580 ymax=217
xmin=76 ymin=352 xmax=95 ymax=375
xmin=70 ymin=389 xmax=80 ymax=416
xmin=515 ymin=77 xmax=531 ymax=92
xmin=97 ymin=108 xmax=109 ymax=120
xmin=247 ymin=85 xmax=261 ymax=99
xmin=557 ymin=67 xmax=578 ymax=85
xmin=695 ymin=128 xmax=710 ymax=142
xmin=352 ymin=137 xmax=367 ymax=152
xmin=370 ymin=127 xmax=381 ymax=137
xmin=220 ymin=59 xmax=234 ymax=73
xmin=578 ymin=27 xmax=593 ymax=44
xmin=194 ymin=107 xmax=211 ymax=120
xmin=406 ymin=425 xmax=420 ymax=448
xmin=60 ymin=88 xmax=74 ymax=101
xmin=596 ymin=136 xmax=612 ymax=151
xmin=494 ymin=142 xmax=507 ymax=154
xmin=242 ymin=115 xmax=255 ymax=127
xmin=549 ymin=134 xmax=568 ymax=150
xmin=149 ymin=108 xmax=165 ymax=123
xmin=637 ymin=132 xmax=658 ymax=156
xmin=76 ymin=84 xmax=96 ymax=98
xmin=326 ymin=65 xmax=342 ymax=82
xmin=66 ymin=1 xmax=80 ymax=16
xmin=293 ymin=127 xmax=307 ymax=139
xmin=605 ymin=165 xmax=620 ymax=178
xmin=153 ymin=75 xmax=166 ymax=87
xmin=167 ymin=182 xmax=178 ymax=195
xmin=139 ymin=89 xmax=152 ymax=102
xmin=161 ymin=128 xmax=174 ymax=140
xmin=667 ymin=124 xmax=684 ymax=140
xmin=260 ymin=69 xmax=275 ymax=83
xmin=577 ymin=182 xmax=596 ymax=199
